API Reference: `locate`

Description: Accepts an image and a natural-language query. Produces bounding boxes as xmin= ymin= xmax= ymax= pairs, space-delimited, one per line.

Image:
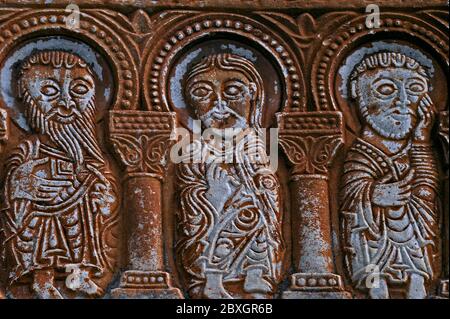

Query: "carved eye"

xmin=375 ymin=83 xmax=396 ymax=96
xmin=71 ymin=83 xmax=90 ymax=95
xmin=191 ymin=87 xmax=212 ymax=99
xmin=224 ymin=85 xmax=243 ymax=98
xmin=407 ymin=82 xmax=426 ymax=94
xmin=40 ymin=85 xmax=59 ymax=97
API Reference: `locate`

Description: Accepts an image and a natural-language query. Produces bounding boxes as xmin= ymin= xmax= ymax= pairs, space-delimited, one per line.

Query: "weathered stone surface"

xmin=0 ymin=0 xmax=447 ymax=299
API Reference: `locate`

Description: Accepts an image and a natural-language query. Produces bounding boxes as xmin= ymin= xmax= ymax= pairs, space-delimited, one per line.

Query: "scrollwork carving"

xmin=109 ymin=111 xmax=176 ymax=179
xmin=277 ymin=112 xmax=344 ymax=176
xmin=0 ymin=1 xmax=447 ymax=301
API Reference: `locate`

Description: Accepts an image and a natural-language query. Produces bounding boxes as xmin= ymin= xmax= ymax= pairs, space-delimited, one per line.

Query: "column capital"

xmin=109 ymin=111 xmax=177 ymax=180
xmin=277 ymin=111 xmax=344 ymax=177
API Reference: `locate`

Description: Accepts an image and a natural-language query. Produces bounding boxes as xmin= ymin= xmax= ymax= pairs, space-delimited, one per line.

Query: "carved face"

xmin=186 ymin=68 xmax=256 ymax=129
xmin=353 ymin=67 xmax=428 ymax=139
xmin=18 ymin=52 xmax=104 ymax=165
xmin=21 ymin=64 xmax=95 ymax=124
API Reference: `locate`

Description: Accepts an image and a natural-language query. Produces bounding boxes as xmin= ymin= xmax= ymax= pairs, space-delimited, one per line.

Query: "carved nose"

xmin=57 ymin=99 xmax=76 ymax=109
xmin=395 ymin=87 xmax=411 ymax=107
xmin=213 ymin=95 xmax=227 ymax=109
xmin=395 ymin=98 xmax=411 ymax=108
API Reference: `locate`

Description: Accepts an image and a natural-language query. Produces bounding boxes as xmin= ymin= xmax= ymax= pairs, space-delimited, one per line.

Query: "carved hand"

xmin=87 ymin=164 xmax=116 ymax=217
xmin=10 ymin=157 xmax=72 ymax=202
xmin=414 ymin=94 xmax=436 ymax=143
xmin=372 ymin=169 xmax=414 ymax=207
xmin=205 ymin=164 xmax=239 ymax=212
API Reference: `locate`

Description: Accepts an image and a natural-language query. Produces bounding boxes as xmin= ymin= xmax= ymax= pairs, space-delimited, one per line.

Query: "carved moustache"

xmin=386 ymin=107 xmax=417 ymax=118
xmin=43 ymin=103 xmax=83 ymax=123
xmin=199 ymin=101 xmax=247 ymax=128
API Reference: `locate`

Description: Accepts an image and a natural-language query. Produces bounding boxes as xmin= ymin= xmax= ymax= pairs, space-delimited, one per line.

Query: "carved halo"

xmin=311 ymin=12 xmax=449 ymax=112
xmin=142 ymin=13 xmax=306 ymax=114
xmin=0 ymin=9 xmax=139 ymax=111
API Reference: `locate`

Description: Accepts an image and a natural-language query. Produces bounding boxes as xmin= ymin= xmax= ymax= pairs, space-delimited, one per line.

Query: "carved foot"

xmin=407 ymin=274 xmax=427 ymax=299
xmin=244 ymin=267 xmax=272 ymax=294
xmin=369 ymin=277 xmax=389 ymax=299
xmin=203 ymin=269 xmax=233 ymax=299
xmin=32 ymin=269 xmax=63 ymax=299
xmin=71 ymin=278 xmax=104 ymax=297
xmin=32 ymin=283 xmax=64 ymax=299
xmin=65 ymin=267 xmax=105 ymax=297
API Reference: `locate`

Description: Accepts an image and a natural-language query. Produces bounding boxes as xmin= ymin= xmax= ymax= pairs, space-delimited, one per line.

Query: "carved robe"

xmin=1 ymin=138 xmax=118 ymax=284
xmin=176 ymin=132 xmax=284 ymax=294
xmin=341 ymin=138 xmax=439 ymax=287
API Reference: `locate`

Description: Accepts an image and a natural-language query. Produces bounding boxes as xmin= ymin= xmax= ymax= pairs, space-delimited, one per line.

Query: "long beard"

xmin=23 ymin=91 xmax=105 ymax=165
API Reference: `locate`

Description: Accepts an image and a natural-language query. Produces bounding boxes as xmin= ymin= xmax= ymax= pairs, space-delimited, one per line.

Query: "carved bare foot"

xmin=32 ymin=269 xmax=63 ymax=299
xmin=407 ymin=274 xmax=427 ymax=299
xmin=203 ymin=269 xmax=233 ymax=299
xmin=369 ymin=277 xmax=389 ymax=299
xmin=65 ymin=267 xmax=104 ymax=297
xmin=244 ymin=267 xmax=272 ymax=294
xmin=74 ymin=278 xmax=105 ymax=297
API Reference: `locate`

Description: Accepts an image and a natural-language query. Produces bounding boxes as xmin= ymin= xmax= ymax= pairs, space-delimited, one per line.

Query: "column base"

xmin=437 ymin=279 xmax=448 ymax=298
xmin=111 ymin=270 xmax=183 ymax=299
xmin=282 ymin=273 xmax=352 ymax=299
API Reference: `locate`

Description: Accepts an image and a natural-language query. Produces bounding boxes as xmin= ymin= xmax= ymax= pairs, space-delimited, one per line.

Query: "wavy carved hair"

xmin=185 ymin=53 xmax=265 ymax=128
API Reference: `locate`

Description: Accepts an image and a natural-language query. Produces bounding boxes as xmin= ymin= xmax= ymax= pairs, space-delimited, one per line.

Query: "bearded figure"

xmin=176 ymin=53 xmax=284 ymax=298
xmin=0 ymin=51 xmax=119 ymax=298
xmin=340 ymin=52 xmax=440 ymax=299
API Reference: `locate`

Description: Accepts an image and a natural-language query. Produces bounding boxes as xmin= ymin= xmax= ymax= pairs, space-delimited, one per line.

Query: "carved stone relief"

xmin=1 ymin=50 xmax=119 ymax=298
xmin=0 ymin=2 xmax=447 ymax=299
xmin=340 ymin=51 xmax=440 ymax=299
xmin=176 ymin=53 xmax=285 ymax=299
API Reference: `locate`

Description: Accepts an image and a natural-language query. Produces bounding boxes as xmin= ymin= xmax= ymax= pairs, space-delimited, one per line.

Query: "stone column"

xmin=278 ymin=111 xmax=350 ymax=299
xmin=438 ymin=111 xmax=449 ymax=298
xmin=109 ymin=110 xmax=182 ymax=299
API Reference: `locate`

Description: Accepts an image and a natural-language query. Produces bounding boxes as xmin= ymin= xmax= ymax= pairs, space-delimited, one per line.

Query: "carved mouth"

xmin=49 ymin=109 xmax=77 ymax=123
xmin=391 ymin=114 xmax=411 ymax=121
xmin=212 ymin=111 xmax=231 ymax=120
xmin=56 ymin=108 xmax=75 ymax=118
xmin=389 ymin=108 xmax=415 ymax=116
xmin=389 ymin=108 xmax=414 ymax=122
